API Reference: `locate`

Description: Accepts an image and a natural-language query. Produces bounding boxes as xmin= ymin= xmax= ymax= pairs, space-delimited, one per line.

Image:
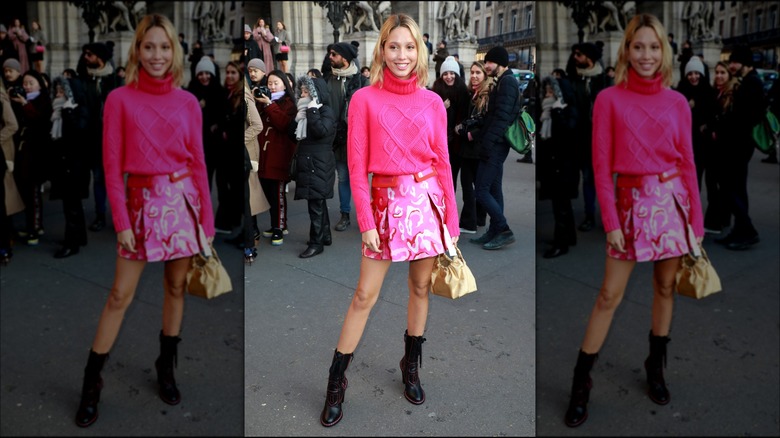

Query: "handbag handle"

xmin=441 ymin=223 xmax=457 ymax=258
xmin=686 ymin=224 xmax=702 ymax=258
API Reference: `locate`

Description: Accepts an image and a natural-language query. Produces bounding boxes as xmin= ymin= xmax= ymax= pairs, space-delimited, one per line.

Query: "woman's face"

xmin=627 ymin=26 xmax=662 ymax=79
xmin=382 ymin=26 xmax=417 ymax=80
xmin=686 ymin=71 xmax=701 ymax=86
xmin=442 ymin=71 xmax=456 ymax=86
xmin=225 ymin=65 xmax=240 ymax=88
xmin=267 ymin=74 xmax=286 ymax=93
xmin=138 ymin=26 xmax=173 ymax=79
xmin=276 ymin=22 xmax=283 ymax=31
xmin=470 ymin=65 xmax=485 ymax=87
xmin=714 ymin=65 xmax=729 ymax=88
xmin=197 ymin=71 xmax=211 ymax=86
xmin=22 ymin=75 xmax=41 ymax=94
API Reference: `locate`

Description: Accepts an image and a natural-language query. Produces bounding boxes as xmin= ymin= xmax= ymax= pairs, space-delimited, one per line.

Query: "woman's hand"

xmin=362 ymin=229 xmax=381 ymax=253
xmin=117 ymin=229 xmax=137 ymax=253
xmin=255 ymin=93 xmax=271 ymax=106
xmin=606 ymin=229 xmax=626 ymax=253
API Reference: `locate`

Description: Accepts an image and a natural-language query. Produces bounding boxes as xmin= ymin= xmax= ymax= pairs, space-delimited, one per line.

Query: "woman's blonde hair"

xmin=614 ymin=13 xmax=673 ymax=87
xmin=124 ymin=14 xmax=184 ymax=87
xmin=470 ymin=61 xmax=492 ymax=114
xmin=369 ymin=14 xmax=428 ymax=89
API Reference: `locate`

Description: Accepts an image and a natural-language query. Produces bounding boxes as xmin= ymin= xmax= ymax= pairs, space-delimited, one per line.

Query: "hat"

xmin=195 ymin=57 xmax=215 ymax=77
xmin=331 ymin=42 xmax=357 ymax=62
xmin=247 ymin=58 xmax=266 ymax=73
xmin=2 ymin=58 xmax=21 ymax=73
xmin=484 ymin=46 xmax=509 ymax=67
xmin=729 ymin=45 xmax=754 ymax=67
xmin=574 ymin=42 xmax=602 ymax=62
xmin=440 ymin=56 xmax=460 ymax=77
xmin=86 ymin=42 xmax=111 ymax=62
xmin=0 ymin=24 xmax=7 ymax=33
xmin=684 ymin=56 xmax=705 ymax=76
xmin=244 ymin=24 xmax=252 ymax=33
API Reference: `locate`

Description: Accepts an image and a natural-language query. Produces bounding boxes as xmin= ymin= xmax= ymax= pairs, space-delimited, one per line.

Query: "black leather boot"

xmin=564 ymin=349 xmax=598 ymax=427
xmin=155 ymin=331 xmax=182 ymax=405
xmin=400 ymin=330 xmax=426 ymax=405
xmin=301 ymin=200 xmax=326 ymax=258
xmin=644 ymin=330 xmax=671 ymax=405
xmin=320 ymin=349 xmax=353 ymax=427
xmin=75 ymin=349 xmax=109 ymax=427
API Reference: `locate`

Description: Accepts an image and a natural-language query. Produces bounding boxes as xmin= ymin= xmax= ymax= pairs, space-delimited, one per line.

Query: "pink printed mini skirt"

xmin=608 ymin=168 xmax=693 ymax=262
xmin=363 ymin=168 xmax=448 ymax=262
xmin=119 ymin=168 xmax=204 ymax=262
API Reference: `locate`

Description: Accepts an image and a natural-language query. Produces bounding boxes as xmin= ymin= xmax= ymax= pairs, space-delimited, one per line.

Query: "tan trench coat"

xmin=1 ymin=92 xmax=24 ymax=215
xmin=244 ymin=86 xmax=270 ymax=215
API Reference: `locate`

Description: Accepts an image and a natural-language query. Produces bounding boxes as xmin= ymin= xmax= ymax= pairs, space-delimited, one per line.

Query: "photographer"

xmin=247 ymin=58 xmax=267 ymax=95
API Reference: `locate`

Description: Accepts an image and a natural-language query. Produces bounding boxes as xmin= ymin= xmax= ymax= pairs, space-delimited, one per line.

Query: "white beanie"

xmin=195 ymin=57 xmax=216 ymax=77
xmin=440 ymin=56 xmax=460 ymax=77
xmin=684 ymin=56 xmax=705 ymax=76
xmin=244 ymin=24 xmax=252 ymax=33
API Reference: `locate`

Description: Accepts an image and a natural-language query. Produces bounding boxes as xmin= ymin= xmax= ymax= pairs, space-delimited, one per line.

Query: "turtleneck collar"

xmin=381 ymin=67 xmax=419 ymax=95
xmin=134 ymin=67 xmax=175 ymax=95
xmin=625 ymin=67 xmax=663 ymax=95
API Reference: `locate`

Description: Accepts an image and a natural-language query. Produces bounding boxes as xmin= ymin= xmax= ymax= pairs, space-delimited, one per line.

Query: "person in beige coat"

xmin=243 ymin=80 xmax=269 ymax=263
xmin=1 ymin=80 xmax=23 ymax=264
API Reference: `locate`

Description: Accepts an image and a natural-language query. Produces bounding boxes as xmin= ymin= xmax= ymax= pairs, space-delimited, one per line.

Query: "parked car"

xmin=511 ymin=68 xmax=535 ymax=94
xmin=756 ymin=68 xmax=778 ymax=96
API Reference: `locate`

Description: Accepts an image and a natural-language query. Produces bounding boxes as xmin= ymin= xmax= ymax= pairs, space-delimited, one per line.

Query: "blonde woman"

xmin=75 ymin=14 xmax=214 ymax=427
xmin=319 ymin=13 xmax=459 ymax=427
xmin=564 ymin=14 xmax=703 ymax=427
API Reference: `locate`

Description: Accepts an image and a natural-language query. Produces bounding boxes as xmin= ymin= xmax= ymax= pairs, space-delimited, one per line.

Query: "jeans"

xmin=475 ymin=147 xmax=510 ymax=235
xmin=91 ymin=163 xmax=106 ymax=216
xmin=580 ymin=163 xmax=596 ymax=219
xmin=335 ymin=159 xmax=351 ymax=214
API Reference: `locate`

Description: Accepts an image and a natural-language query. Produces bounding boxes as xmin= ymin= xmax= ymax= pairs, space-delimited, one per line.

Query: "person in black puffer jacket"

xmin=292 ymin=75 xmax=336 ymax=258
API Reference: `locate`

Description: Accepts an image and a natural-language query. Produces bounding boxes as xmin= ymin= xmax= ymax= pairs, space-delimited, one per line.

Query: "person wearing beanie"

xmin=80 ymin=37 xmax=123 ymax=234
xmin=683 ymin=55 xmax=705 ymax=77
xmin=247 ymin=58 xmax=267 ymax=87
xmin=432 ymin=55 xmax=471 ymax=234
xmin=3 ymin=58 xmax=22 ymax=75
xmin=433 ymin=40 xmax=449 ymax=78
xmin=471 ymin=44 xmax=518 ymax=250
xmin=319 ymin=13 xmax=460 ymax=428
xmin=253 ymin=18 xmax=276 ymax=77
xmin=195 ymin=56 xmax=216 ymax=78
xmin=323 ymin=38 xmax=369 ymax=233
xmin=715 ymin=44 xmax=765 ymax=250
xmin=567 ymin=40 xmax=609 ymax=233
xmin=244 ymin=24 xmax=262 ymax=70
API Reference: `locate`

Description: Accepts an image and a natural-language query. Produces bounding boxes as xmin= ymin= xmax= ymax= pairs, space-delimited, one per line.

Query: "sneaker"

xmin=214 ymin=227 xmax=232 ymax=234
xmin=26 ymin=236 xmax=40 ymax=246
xmin=244 ymin=247 xmax=257 ymax=264
xmin=483 ymin=230 xmax=516 ymax=250
xmin=578 ymin=218 xmax=595 ymax=232
xmin=262 ymin=228 xmax=289 ymax=238
xmin=703 ymin=227 xmax=722 ymax=235
xmin=271 ymin=229 xmax=284 ymax=246
xmin=470 ymin=231 xmax=496 ymax=245
xmin=459 ymin=227 xmax=477 ymax=234
xmin=725 ymin=234 xmax=760 ymax=251
xmin=89 ymin=217 xmax=106 ymax=232
xmin=335 ymin=213 xmax=350 ymax=232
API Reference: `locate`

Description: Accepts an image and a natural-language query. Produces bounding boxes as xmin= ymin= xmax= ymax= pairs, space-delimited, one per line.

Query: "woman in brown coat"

xmin=255 ymin=69 xmax=296 ymax=246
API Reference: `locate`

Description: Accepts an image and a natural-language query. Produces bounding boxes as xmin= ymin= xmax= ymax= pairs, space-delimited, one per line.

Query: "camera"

xmin=8 ymin=86 xmax=25 ymax=99
xmin=253 ymin=86 xmax=271 ymax=100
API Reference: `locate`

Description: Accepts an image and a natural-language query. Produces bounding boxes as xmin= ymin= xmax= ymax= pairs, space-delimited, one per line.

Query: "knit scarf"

xmin=331 ymin=62 xmax=358 ymax=79
xmin=295 ymin=96 xmax=311 ymax=140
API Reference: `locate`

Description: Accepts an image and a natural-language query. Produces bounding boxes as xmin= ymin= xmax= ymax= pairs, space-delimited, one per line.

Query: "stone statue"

xmin=438 ymin=1 xmax=460 ymax=42
xmin=587 ymin=1 xmax=635 ymax=35
xmin=192 ymin=1 xmax=227 ymax=42
xmin=682 ymin=1 xmax=715 ymax=41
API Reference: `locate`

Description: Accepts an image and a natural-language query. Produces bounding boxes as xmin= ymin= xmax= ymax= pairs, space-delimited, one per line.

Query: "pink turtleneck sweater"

xmin=348 ymin=68 xmax=459 ymax=238
xmin=592 ymin=68 xmax=703 ymax=238
xmin=103 ymin=68 xmax=215 ymax=236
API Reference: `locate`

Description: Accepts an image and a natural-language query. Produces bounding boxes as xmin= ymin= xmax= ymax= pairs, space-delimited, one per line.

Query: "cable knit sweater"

xmin=103 ymin=68 xmax=215 ymax=237
xmin=348 ymin=68 xmax=459 ymax=238
xmin=592 ymin=68 xmax=703 ymax=238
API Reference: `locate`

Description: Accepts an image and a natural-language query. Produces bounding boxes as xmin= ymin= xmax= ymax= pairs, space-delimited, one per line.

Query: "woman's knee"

xmin=106 ymin=287 xmax=134 ymax=311
xmin=352 ymin=286 xmax=379 ymax=311
xmin=594 ymin=287 xmax=623 ymax=312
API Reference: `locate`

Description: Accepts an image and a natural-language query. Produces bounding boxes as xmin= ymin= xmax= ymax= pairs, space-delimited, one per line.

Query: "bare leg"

xmin=336 ymin=257 xmax=392 ymax=353
xmin=406 ymin=257 xmax=435 ymax=336
xmin=650 ymin=257 xmax=680 ymax=336
xmin=162 ymin=257 xmax=190 ymax=337
xmin=580 ymin=257 xmax=636 ymax=353
xmin=91 ymin=257 xmax=146 ymax=353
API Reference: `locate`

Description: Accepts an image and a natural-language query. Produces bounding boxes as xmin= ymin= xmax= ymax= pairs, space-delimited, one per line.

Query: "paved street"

xmin=1 ymin=188 xmax=245 ymax=436
xmin=535 ymin=154 xmax=780 ymax=436
xmin=245 ymin=154 xmax=536 ymax=436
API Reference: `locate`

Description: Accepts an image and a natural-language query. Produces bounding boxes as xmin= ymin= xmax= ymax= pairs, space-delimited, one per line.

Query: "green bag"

xmin=752 ymin=110 xmax=779 ymax=154
xmin=505 ymin=110 xmax=536 ymax=156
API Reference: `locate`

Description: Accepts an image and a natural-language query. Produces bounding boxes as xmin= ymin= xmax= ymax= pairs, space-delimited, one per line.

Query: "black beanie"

xmin=729 ymin=45 xmax=754 ymax=67
xmin=332 ymin=42 xmax=358 ymax=62
xmin=574 ymin=42 xmax=602 ymax=62
xmin=485 ymin=46 xmax=509 ymax=67
xmin=86 ymin=42 xmax=111 ymax=62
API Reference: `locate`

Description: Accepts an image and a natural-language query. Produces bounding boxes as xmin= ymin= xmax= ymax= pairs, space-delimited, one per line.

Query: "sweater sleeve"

xmin=591 ymin=92 xmax=620 ymax=233
xmin=186 ymin=96 xmax=215 ymax=237
xmin=429 ymin=97 xmax=460 ymax=238
xmin=102 ymin=89 xmax=131 ymax=233
xmin=347 ymin=90 xmax=373 ymax=233
xmin=676 ymin=98 xmax=704 ymax=237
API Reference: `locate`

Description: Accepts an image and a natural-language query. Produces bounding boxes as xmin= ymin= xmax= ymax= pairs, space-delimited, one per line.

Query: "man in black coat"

xmin=715 ymin=45 xmax=766 ymax=250
xmin=470 ymin=46 xmax=520 ymax=250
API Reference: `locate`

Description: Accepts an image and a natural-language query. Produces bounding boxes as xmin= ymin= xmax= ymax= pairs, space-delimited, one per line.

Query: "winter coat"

xmin=294 ymin=77 xmax=336 ymax=201
xmin=258 ymin=95 xmax=296 ymax=181
xmin=49 ymin=77 xmax=91 ymax=201
xmin=17 ymin=91 xmax=52 ymax=186
xmin=537 ymin=76 xmax=580 ymax=201
xmin=432 ymin=77 xmax=470 ymax=159
xmin=324 ymin=66 xmax=369 ymax=161
xmin=478 ymin=69 xmax=520 ymax=160
xmin=1 ymin=90 xmax=23 ymax=215
xmin=244 ymin=85 xmax=269 ymax=215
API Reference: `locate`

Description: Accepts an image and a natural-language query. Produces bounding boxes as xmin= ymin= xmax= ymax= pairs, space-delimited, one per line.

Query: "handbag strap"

xmin=196 ymin=224 xmax=213 ymax=258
